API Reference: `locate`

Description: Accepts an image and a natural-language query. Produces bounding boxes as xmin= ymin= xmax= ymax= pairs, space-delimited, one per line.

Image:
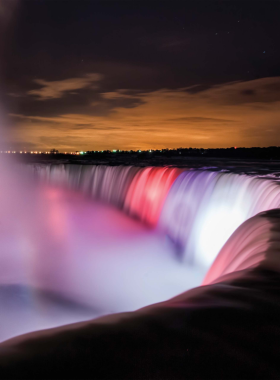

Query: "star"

xmin=263 ymin=51 xmax=266 ymax=54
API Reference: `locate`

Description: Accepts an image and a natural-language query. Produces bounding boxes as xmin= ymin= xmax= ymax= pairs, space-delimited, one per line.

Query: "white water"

xmin=0 ymin=164 xmax=205 ymax=342
xmin=204 ymin=209 xmax=280 ymax=285
xmin=29 ymin=164 xmax=280 ymax=267
xmin=1 ymin=161 xmax=280 ymax=342
xmin=160 ymin=170 xmax=280 ymax=266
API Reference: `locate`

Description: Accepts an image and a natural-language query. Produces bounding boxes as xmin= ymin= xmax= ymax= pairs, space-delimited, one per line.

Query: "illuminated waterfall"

xmin=124 ymin=167 xmax=183 ymax=225
xmin=29 ymin=164 xmax=280 ymax=268
xmin=31 ymin=164 xmax=183 ymax=224
xmin=159 ymin=171 xmax=280 ymax=266
xmin=32 ymin=164 xmax=141 ymax=207
xmin=1 ymin=162 xmax=280 ymax=343
xmin=203 ymin=209 xmax=280 ymax=285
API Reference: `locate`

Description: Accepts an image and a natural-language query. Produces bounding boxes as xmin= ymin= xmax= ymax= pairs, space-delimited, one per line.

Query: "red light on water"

xmin=125 ymin=167 xmax=182 ymax=226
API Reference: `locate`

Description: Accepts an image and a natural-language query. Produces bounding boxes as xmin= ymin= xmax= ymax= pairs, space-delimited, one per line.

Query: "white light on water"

xmin=2 ymin=163 xmax=280 ymax=343
xmin=197 ymin=206 xmax=244 ymax=266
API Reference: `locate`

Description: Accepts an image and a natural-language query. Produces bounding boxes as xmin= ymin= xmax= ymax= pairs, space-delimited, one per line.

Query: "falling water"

xmin=30 ymin=164 xmax=280 ymax=268
xmin=203 ymin=209 xmax=280 ymax=285
xmin=159 ymin=170 xmax=280 ymax=266
xmin=124 ymin=166 xmax=183 ymax=225
xmin=1 ymin=161 xmax=280 ymax=342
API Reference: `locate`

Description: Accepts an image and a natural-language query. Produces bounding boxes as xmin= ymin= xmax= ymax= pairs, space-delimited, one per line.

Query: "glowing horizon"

xmin=7 ymin=77 xmax=280 ymax=152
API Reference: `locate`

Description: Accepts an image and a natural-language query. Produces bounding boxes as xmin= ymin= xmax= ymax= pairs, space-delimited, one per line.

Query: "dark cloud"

xmin=9 ymin=76 xmax=280 ymax=151
xmin=167 ymin=117 xmax=236 ymax=124
xmin=27 ymin=74 xmax=103 ymax=100
xmin=5 ymin=1 xmax=280 ymax=94
xmin=199 ymin=77 xmax=280 ymax=106
xmin=240 ymin=89 xmax=256 ymax=96
xmin=3 ymin=1 xmax=280 ymax=150
xmin=9 ymin=85 xmax=145 ymax=119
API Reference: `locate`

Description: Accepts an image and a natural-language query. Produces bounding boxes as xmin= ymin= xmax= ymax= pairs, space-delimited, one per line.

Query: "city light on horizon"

xmin=5 ymin=1 xmax=280 ymax=151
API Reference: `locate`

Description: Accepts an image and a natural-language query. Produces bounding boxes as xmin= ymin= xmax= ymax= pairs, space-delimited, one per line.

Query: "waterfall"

xmin=159 ymin=171 xmax=280 ymax=266
xmin=124 ymin=167 xmax=183 ymax=225
xmin=31 ymin=164 xmax=141 ymax=207
xmin=29 ymin=164 xmax=280 ymax=268
xmin=203 ymin=209 xmax=280 ymax=285
xmin=2 ymin=162 xmax=280 ymax=346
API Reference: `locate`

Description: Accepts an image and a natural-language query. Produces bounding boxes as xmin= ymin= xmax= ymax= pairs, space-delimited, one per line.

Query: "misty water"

xmin=1 ymin=160 xmax=280 ymax=342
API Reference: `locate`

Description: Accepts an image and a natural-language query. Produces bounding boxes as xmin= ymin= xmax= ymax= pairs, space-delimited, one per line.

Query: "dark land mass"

xmin=17 ymin=146 xmax=280 ymax=163
xmin=15 ymin=146 xmax=280 ymax=177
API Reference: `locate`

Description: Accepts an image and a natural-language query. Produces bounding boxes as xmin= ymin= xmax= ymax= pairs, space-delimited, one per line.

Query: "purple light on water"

xmin=1 ymin=162 xmax=280 ymax=342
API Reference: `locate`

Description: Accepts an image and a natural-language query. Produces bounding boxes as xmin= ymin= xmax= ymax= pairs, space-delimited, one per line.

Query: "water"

xmin=30 ymin=163 xmax=280 ymax=266
xmin=203 ymin=209 xmax=280 ymax=285
xmin=160 ymin=170 xmax=280 ymax=266
xmin=1 ymin=161 xmax=280 ymax=342
xmin=0 ymin=163 xmax=205 ymax=342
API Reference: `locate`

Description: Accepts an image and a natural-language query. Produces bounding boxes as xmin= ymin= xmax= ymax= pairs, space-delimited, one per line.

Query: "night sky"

xmin=2 ymin=0 xmax=280 ymax=151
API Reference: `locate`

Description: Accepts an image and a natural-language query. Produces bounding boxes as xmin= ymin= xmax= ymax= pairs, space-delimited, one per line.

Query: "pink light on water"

xmin=3 ymin=160 xmax=280 ymax=344
xmin=203 ymin=209 xmax=280 ymax=285
xmin=0 ymin=178 xmax=206 ymax=342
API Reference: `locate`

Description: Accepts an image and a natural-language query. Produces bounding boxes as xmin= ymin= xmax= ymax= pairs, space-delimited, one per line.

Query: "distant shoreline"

xmin=14 ymin=152 xmax=280 ymax=178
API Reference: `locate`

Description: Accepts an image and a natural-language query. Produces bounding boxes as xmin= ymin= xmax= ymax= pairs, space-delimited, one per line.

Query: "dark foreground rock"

xmin=2 ymin=210 xmax=280 ymax=379
xmin=0 ymin=266 xmax=279 ymax=379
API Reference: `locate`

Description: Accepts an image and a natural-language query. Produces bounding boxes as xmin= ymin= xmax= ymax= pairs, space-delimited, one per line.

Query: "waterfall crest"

xmin=159 ymin=171 xmax=280 ymax=266
xmin=29 ymin=164 xmax=280 ymax=267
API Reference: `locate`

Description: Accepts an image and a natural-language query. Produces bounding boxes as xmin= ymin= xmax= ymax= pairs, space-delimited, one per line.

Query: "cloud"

xmin=10 ymin=76 xmax=280 ymax=151
xmin=27 ymin=73 xmax=103 ymax=100
xmin=101 ymin=89 xmax=143 ymax=100
xmin=196 ymin=77 xmax=280 ymax=105
xmin=9 ymin=113 xmax=119 ymax=130
xmin=166 ymin=117 xmax=235 ymax=123
xmin=8 ymin=92 xmax=24 ymax=98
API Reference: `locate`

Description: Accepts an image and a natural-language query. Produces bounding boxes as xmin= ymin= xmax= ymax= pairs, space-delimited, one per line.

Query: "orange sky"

xmin=8 ymin=76 xmax=280 ymax=151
